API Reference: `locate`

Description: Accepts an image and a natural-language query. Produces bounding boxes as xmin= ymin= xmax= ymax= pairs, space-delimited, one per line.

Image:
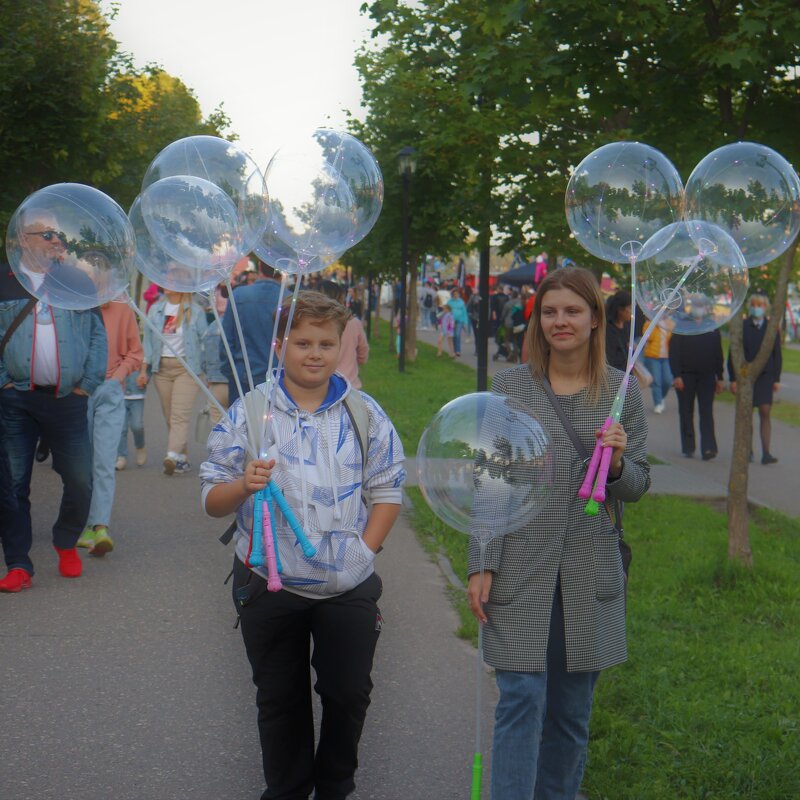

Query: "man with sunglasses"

xmin=0 ymin=213 xmax=107 ymax=592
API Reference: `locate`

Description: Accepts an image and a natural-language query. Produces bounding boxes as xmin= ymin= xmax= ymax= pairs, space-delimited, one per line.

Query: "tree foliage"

xmin=0 ymin=0 xmax=231 ymax=236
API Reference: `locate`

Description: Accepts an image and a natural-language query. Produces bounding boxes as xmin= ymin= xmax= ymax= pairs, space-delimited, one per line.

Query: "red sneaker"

xmin=54 ymin=546 xmax=82 ymax=578
xmin=0 ymin=568 xmax=33 ymax=592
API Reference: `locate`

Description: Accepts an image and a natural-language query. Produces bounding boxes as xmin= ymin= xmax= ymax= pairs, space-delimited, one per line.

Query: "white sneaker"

xmin=654 ymin=402 xmax=665 ymax=414
xmin=115 ymin=456 xmax=127 ymax=471
xmin=163 ymin=452 xmax=179 ymax=475
xmin=135 ymin=447 xmax=147 ymax=467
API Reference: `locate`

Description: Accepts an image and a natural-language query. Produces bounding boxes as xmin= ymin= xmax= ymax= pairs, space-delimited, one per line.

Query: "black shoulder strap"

xmin=540 ymin=373 xmax=624 ymax=532
xmin=0 ymin=298 xmax=37 ymax=360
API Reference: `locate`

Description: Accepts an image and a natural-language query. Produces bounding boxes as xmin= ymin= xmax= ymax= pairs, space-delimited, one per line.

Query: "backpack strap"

xmin=342 ymin=390 xmax=370 ymax=474
xmin=0 ymin=298 xmax=37 ymax=360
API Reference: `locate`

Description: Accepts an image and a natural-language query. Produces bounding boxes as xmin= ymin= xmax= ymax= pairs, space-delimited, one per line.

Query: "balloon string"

xmin=211 ymin=298 xmax=257 ymax=457
xmin=258 ymin=272 xmax=289 ymax=457
xmin=225 ymin=277 xmax=256 ymax=398
xmin=127 ymin=295 xmax=256 ymax=460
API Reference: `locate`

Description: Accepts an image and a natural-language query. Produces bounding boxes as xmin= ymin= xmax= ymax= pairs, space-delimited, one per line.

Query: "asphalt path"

xmin=1 ymin=388 xmax=497 ymax=800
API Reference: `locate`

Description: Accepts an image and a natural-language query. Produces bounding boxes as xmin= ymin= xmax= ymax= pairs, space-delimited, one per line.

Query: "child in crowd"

xmin=200 ymin=291 xmax=405 ymax=800
xmin=116 ymin=372 xmax=147 ymax=469
xmin=436 ymin=302 xmax=455 ymax=357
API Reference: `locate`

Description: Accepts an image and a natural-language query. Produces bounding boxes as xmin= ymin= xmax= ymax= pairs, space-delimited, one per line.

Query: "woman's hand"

xmin=136 ymin=371 xmax=148 ymax=389
xmin=600 ymin=422 xmax=628 ymax=478
xmin=467 ymin=571 xmax=493 ymax=624
xmin=242 ymin=458 xmax=275 ymax=495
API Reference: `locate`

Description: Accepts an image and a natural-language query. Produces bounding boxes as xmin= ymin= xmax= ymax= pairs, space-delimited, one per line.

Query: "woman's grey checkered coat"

xmin=468 ymin=365 xmax=650 ymax=673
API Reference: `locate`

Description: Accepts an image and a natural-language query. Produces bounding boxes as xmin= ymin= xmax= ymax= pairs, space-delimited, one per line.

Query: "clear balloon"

xmin=253 ymin=218 xmax=340 ymax=275
xmin=416 ymin=392 xmax=555 ymax=542
xmin=565 ymin=141 xmax=684 ymax=263
xmin=684 ymin=141 xmax=800 ymax=268
xmin=142 ymin=135 xmax=268 ymax=256
xmin=129 ymin=196 xmax=230 ymax=294
xmin=140 ymin=175 xmax=243 ymax=270
xmin=265 ymin=129 xmax=383 ymax=262
xmin=5 ymin=183 xmax=134 ymax=310
xmin=636 ymin=220 xmax=749 ymax=336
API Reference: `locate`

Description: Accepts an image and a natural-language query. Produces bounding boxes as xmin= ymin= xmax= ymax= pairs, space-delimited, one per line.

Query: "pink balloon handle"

xmin=592 ymin=444 xmax=615 ymax=503
xmin=262 ymin=496 xmax=282 ymax=592
xmin=578 ymin=419 xmax=611 ymax=499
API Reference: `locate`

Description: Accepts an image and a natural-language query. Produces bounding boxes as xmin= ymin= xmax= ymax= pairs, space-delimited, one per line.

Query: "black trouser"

xmin=676 ymin=371 xmax=717 ymax=455
xmin=233 ymin=557 xmax=382 ymax=800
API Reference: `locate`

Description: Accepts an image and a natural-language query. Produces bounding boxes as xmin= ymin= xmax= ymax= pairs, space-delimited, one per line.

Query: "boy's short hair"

xmin=276 ymin=290 xmax=351 ymax=340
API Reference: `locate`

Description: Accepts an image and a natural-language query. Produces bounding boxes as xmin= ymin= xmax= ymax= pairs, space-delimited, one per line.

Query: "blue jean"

xmin=0 ymin=388 xmax=92 ymax=574
xmin=643 ymin=356 xmax=672 ymax=406
xmin=453 ymin=320 xmax=464 ymax=355
xmin=87 ymin=379 xmax=126 ymax=527
xmin=118 ymin=398 xmax=146 ymax=457
xmin=491 ymin=588 xmax=599 ymax=800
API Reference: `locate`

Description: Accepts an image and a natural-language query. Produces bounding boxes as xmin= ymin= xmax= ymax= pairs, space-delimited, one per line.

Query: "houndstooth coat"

xmin=468 ymin=364 xmax=650 ymax=673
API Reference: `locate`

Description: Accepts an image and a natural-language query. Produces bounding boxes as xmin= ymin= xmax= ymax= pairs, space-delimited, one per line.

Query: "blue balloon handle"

xmin=248 ymin=490 xmax=266 ymax=568
xmin=268 ymin=481 xmax=316 ymax=558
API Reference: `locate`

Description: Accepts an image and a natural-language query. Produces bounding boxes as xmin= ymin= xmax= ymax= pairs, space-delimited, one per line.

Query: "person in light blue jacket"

xmin=0 ymin=218 xmax=107 ymax=591
xmin=140 ymin=289 xmax=207 ymax=475
xmin=447 ymin=286 xmax=470 ymax=358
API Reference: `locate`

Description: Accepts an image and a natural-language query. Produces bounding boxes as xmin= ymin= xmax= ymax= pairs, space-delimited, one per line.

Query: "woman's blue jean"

xmin=117 ymin=398 xmax=145 ymax=458
xmin=453 ymin=321 xmax=464 ymax=355
xmin=642 ymin=356 xmax=672 ymax=406
xmin=491 ymin=588 xmax=599 ymax=800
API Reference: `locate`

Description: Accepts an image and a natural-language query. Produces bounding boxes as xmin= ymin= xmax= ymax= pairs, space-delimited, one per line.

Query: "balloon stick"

xmin=268 ymin=480 xmax=316 ymax=558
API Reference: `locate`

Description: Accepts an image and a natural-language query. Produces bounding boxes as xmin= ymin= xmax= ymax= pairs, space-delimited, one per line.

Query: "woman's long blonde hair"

xmin=526 ymin=267 xmax=609 ymax=403
xmin=163 ymin=291 xmax=193 ymax=327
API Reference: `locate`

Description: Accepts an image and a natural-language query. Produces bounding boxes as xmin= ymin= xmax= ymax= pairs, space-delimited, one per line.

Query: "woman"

xmin=605 ymin=289 xmax=632 ymax=371
xmin=641 ymin=317 xmax=672 ymax=413
xmin=318 ymin=280 xmax=370 ymax=387
xmin=728 ymin=292 xmax=782 ymax=464
xmin=467 ymin=267 xmax=650 ymax=800
xmin=139 ymin=289 xmax=207 ymax=475
xmin=447 ymin=287 xmax=469 ymax=357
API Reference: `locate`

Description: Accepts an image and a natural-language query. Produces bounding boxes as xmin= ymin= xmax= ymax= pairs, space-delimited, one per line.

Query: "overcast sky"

xmin=100 ymin=0 xmax=375 ymax=171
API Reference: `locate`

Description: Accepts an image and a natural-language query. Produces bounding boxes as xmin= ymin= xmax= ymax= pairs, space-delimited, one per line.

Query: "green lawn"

xmin=715 ymin=388 xmax=800 ymax=427
xmin=364 ymin=327 xmax=800 ymax=800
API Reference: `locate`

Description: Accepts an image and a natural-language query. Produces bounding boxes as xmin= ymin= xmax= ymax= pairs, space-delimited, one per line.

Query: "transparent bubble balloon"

xmin=253 ymin=217 xmax=340 ymax=275
xmin=636 ymin=220 xmax=749 ymax=336
xmin=130 ymin=196 xmax=230 ymax=294
xmin=565 ymin=142 xmax=684 ymax=263
xmin=142 ymin=135 xmax=268 ymax=256
xmin=265 ymin=129 xmax=383 ymax=261
xmin=684 ymin=141 xmax=800 ymax=268
xmin=140 ymin=175 xmax=243 ymax=270
xmin=416 ymin=392 xmax=555 ymax=543
xmin=5 ymin=183 xmax=134 ymax=310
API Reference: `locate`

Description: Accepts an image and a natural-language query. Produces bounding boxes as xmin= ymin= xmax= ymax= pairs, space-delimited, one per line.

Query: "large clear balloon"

xmin=636 ymin=220 xmax=749 ymax=336
xmin=6 ymin=183 xmax=134 ymax=310
xmin=139 ymin=175 xmax=243 ymax=270
xmin=416 ymin=392 xmax=555 ymax=543
xmin=565 ymin=142 xmax=684 ymax=263
xmin=142 ymin=135 xmax=268 ymax=257
xmin=684 ymin=141 xmax=800 ymax=268
xmin=265 ymin=129 xmax=383 ymax=265
xmin=253 ymin=220 xmax=338 ymax=275
xmin=129 ymin=196 xmax=230 ymax=294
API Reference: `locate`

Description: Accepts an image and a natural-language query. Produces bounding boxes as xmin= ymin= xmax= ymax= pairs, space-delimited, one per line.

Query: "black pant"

xmin=233 ymin=557 xmax=382 ymax=800
xmin=676 ymin=372 xmax=717 ymax=455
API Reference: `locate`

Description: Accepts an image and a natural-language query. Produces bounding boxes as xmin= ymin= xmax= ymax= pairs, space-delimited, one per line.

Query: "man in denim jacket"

xmin=0 ymin=214 xmax=107 ymax=592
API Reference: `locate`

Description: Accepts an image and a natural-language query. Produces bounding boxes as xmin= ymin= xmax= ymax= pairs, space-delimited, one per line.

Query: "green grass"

xmin=362 ymin=333 xmax=800 ymax=799
xmin=782 ymin=345 xmax=800 ymax=375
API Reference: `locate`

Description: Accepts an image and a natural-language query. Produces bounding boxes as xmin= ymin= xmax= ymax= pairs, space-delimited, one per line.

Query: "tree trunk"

xmin=726 ymin=240 xmax=798 ymax=566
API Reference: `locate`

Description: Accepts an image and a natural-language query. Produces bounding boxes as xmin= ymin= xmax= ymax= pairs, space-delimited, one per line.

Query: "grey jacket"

xmin=468 ymin=365 xmax=650 ymax=673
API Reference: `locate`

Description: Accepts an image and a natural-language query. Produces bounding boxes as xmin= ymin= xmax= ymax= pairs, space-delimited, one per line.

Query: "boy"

xmin=200 ymin=291 xmax=405 ymax=800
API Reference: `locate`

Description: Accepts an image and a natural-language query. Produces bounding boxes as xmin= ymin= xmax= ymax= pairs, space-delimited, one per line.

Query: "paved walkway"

xmin=1 ymin=390 xmax=496 ymax=800
xmin=413 ymin=326 xmax=800 ymax=518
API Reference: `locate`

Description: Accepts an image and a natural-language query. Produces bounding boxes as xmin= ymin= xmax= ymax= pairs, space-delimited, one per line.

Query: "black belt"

xmin=32 ymin=385 xmax=57 ymax=394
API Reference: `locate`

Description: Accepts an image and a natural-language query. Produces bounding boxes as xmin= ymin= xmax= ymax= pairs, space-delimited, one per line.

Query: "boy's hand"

xmin=243 ymin=458 xmax=275 ymax=495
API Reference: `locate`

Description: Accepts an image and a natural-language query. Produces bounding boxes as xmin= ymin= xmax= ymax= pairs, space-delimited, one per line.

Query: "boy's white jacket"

xmin=200 ymin=374 xmax=406 ymax=597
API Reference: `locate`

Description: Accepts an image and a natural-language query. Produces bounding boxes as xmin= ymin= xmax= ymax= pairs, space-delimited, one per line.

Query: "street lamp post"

xmin=396 ymin=146 xmax=417 ymax=373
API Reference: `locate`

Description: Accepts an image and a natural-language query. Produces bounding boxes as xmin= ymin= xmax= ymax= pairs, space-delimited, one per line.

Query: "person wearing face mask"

xmin=668 ymin=297 xmax=724 ymax=460
xmin=727 ymin=292 xmax=782 ymax=465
